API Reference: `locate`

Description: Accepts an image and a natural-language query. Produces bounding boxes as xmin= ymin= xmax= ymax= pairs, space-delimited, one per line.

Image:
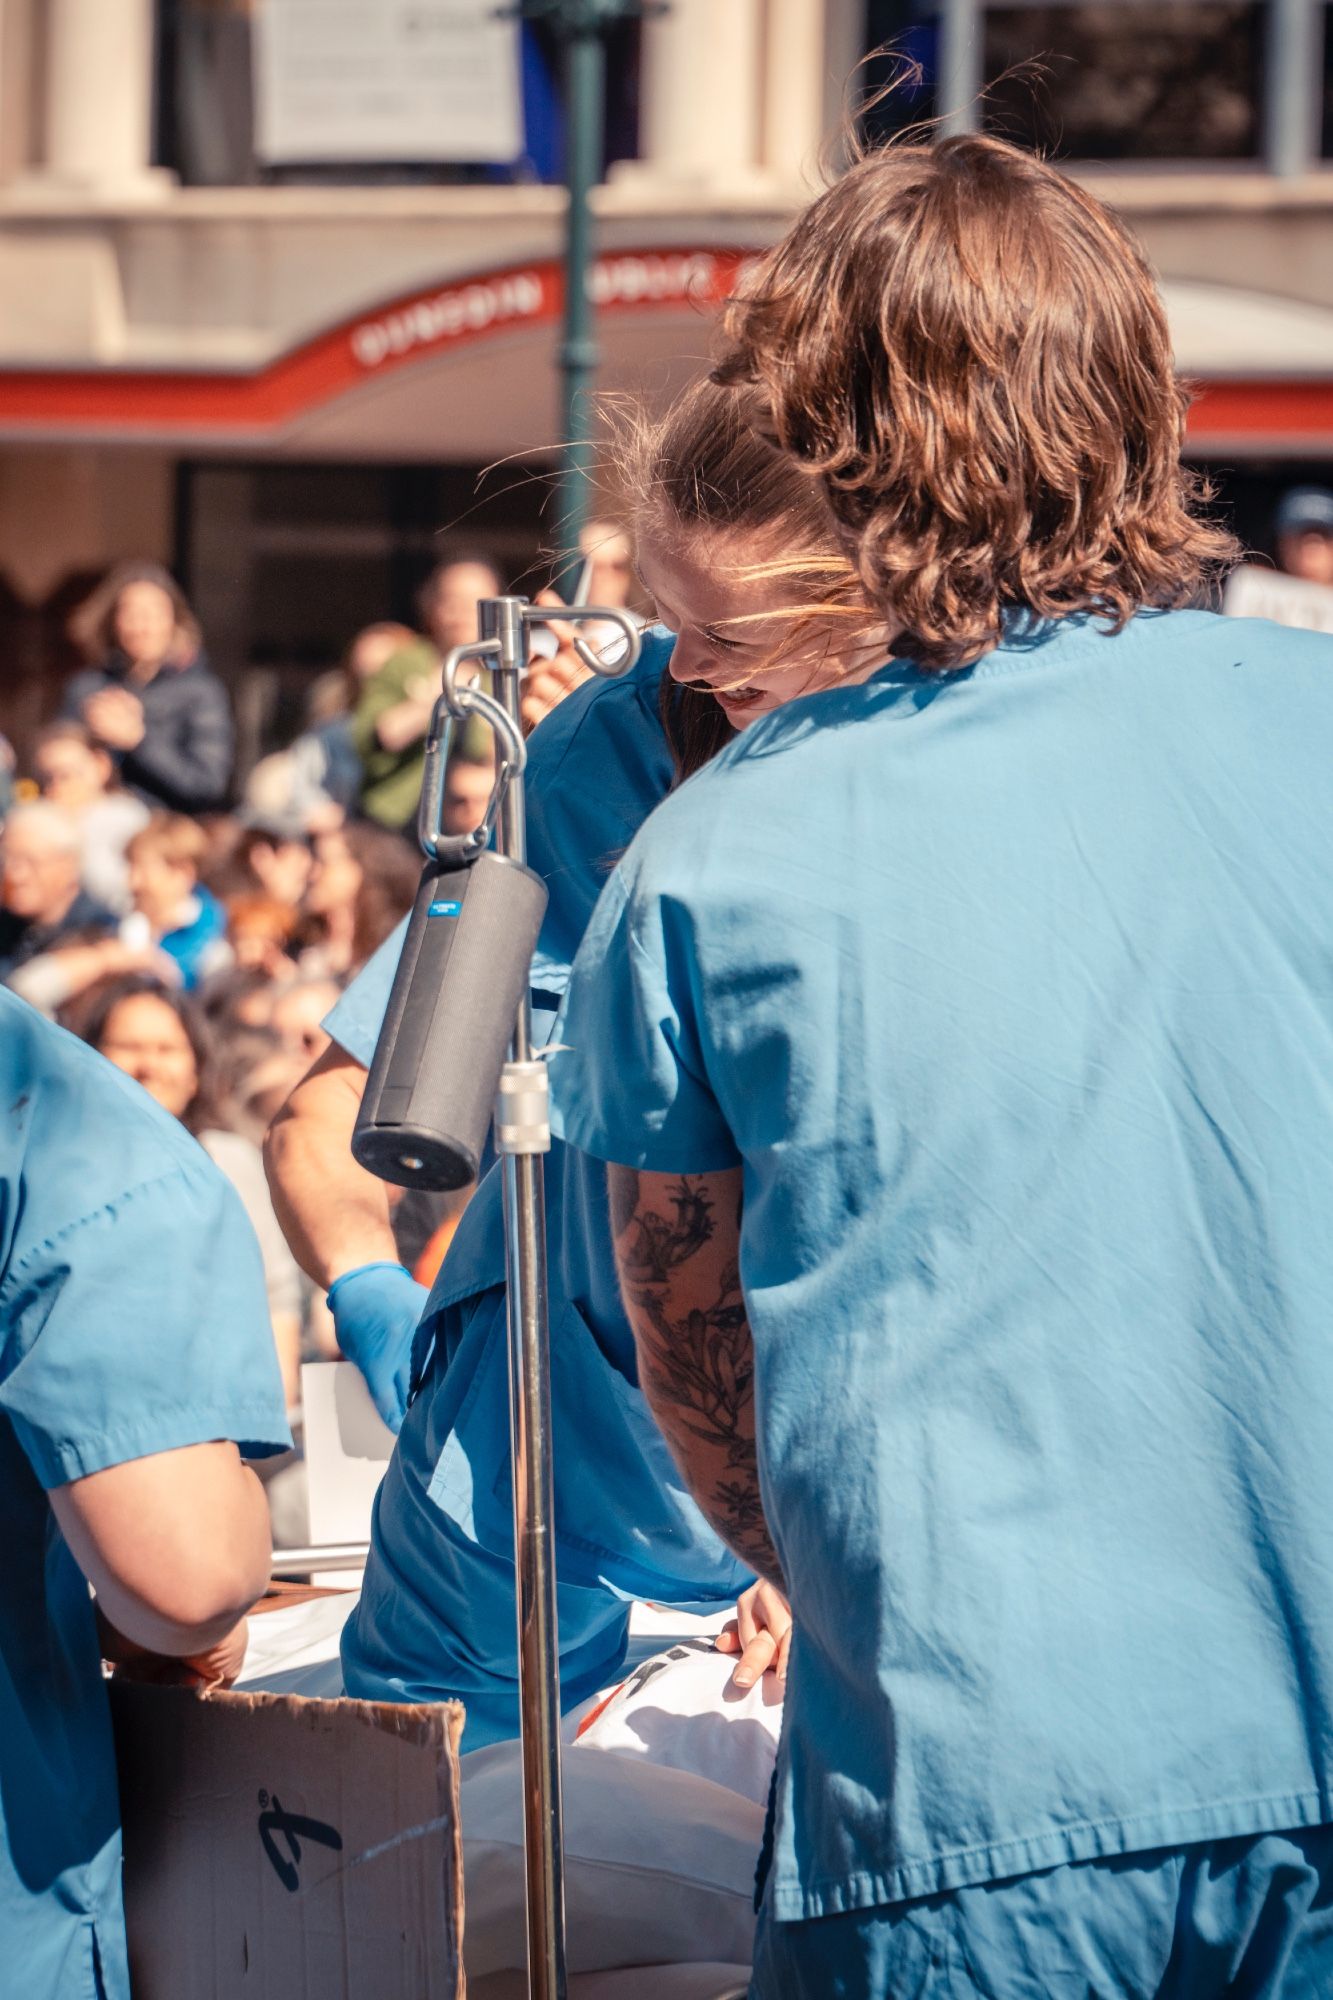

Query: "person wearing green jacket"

xmin=351 ymin=555 xmax=502 ymax=832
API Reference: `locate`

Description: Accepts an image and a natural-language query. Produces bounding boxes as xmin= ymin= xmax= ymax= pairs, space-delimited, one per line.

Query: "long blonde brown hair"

xmin=618 ymin=376 xmax=876 ymax=781
xmin=714 ymin=134 xmax=1237 ymax=670
xmin=68 ymin=560 xmax=203 ymax=667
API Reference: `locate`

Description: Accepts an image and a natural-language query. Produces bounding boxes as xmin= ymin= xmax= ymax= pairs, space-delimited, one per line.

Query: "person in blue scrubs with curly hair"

xmin=2 ymin=988 xmax=290 ymax=2000
xmin=551 ymin=137 xmax=1333 ymax=1996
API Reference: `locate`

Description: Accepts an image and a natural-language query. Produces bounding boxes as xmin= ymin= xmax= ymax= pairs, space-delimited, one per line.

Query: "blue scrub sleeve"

xmin=549 ymin=871 xmax=741 ymax=1174
xmin=323 ymin=640 xmax=678 ymax=1069
xmin=0 ymin=1157 xmax=292 ymax=1488
xmin=323 ymin=918 xmax=407 ymax=1067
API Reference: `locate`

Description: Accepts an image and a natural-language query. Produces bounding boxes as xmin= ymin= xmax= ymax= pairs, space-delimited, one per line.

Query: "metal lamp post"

xmin=514 ymin=0 xmax=666 ymax=586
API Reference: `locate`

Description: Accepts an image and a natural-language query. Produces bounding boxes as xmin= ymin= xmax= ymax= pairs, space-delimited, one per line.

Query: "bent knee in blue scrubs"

xmin=752 ymin=1824 xmax=1333 ymax=2000
xmin=350 ymin=1498 xmax=643 ymax=1748
xmin=333 ymin=633 xmax=751 ymax=1746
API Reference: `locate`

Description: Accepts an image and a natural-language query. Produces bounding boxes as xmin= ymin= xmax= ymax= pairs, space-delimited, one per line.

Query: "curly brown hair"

xmin=714 ymin=134 xmax=1237 ymax=671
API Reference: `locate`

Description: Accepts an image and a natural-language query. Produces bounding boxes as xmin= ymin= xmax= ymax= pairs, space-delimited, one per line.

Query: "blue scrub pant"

xmin=751 ymin=1824 xmax=1333 ymax=1999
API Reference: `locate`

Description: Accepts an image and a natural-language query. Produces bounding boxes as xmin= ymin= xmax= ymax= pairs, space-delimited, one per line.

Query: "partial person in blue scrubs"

xmin=262 ymin=380 xmax=891 ymax=1742
xmin=551 ymin=138 xmax=1333 ymax=1995
xmin=1 ymin=987 xmax=291 ymax=2000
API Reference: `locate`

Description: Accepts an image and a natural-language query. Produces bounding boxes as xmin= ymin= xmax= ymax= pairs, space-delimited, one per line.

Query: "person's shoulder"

xmin=1197 ymin=606 xmax=1333 ymax=671
xmin=67 ymin=884 xmax=119 ymax=925
xmin=527 ymin=625 xmax=672 ymax=781
xmin=1126 ymin=607 xmax=1333 ymax=729
xmin=172 ymin=648 xmax=228 ymax=688
xmin=61 ymin=663 xmax=105 ymax=705
xmin=194 ymin=885 xmax=228 ymax=935
xmin=0 ymin=992 xmax=230 ymax=1223
xmin=373 ymin=638 xmax=434 ymax=694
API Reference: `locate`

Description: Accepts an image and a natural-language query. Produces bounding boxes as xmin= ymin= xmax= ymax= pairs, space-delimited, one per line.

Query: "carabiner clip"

xmin=417 ymin=644 xmax=528 ymax=867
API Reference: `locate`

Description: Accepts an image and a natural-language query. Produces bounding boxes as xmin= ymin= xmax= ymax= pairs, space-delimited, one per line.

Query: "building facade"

xmin=0 ymin=0 xmax=1330 ymax=762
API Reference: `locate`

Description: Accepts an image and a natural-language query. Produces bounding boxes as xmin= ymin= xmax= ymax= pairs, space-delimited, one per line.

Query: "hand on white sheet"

xmin=714 ymin=1578 xmax=791 ymax=1691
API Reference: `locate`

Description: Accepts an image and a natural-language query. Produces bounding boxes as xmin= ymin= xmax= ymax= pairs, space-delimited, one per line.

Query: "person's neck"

xmin=125 ymin=654 xmax=165 ymax=687
xmin=845 ymin=622 xmax=898 ymax=681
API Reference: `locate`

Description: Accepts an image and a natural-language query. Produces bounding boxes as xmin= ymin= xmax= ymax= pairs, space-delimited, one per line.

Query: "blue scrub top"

xmin=329 ymin=635 xmax=747 ymax=1707
xmin=551 ymin=609 xmax=1333 ymax=1923
xmin=0 ymin=991 xmax=291 ymax=2000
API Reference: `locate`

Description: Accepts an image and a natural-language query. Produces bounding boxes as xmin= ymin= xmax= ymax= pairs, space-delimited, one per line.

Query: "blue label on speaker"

xmin=428 ymin=899 xmax=463 ymax=917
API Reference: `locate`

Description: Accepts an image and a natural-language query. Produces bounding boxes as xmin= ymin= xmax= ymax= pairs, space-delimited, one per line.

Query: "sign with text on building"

xmin=346 ymin=252 xmax=754 ymax=369
xmin=2 ymin=251 xmax=1329 ymax=457
xmin=253 ymin=1 xmax=523 ymax=165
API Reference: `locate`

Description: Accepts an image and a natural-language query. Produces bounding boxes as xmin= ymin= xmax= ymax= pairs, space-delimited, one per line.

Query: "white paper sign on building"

xmin=254 ymin=1 xmax=523 ymax=165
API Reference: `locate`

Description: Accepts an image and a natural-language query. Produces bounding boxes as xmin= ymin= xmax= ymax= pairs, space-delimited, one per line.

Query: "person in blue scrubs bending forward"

xmin=551 ymin=136 xmax=1333 ymax=1997
xmin=1 ymin=987 xmax=291 ymax=2000
xmin=264 ymin=375 xmax=895 ymax=1741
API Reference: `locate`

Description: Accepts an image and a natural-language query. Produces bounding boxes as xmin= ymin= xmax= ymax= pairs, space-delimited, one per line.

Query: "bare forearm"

xmin=263 ymin=1049 xmax=397 ymax=1287
xmin=265 ymin=1119 xmax=395 ymax=1287
xmin=610 ymin=1165 xmax=783 ymax=1588
xmin=54 ymin=1447 xmax=272 ymax=1657
xmin=8 ymin=938 xmax=134 ymax=1013
xmin=643 ymin=1361 xmax=783 ymax=1588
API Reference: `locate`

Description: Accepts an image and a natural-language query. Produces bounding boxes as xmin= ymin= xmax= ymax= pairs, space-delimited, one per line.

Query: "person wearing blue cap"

xmin=551 ymin=136 xmax=1333 ymax=1996
xmin=2 ymin=988 xmax=292 ymax=2000
xmin=1275 ymin=485 xmax=1333 ymax=585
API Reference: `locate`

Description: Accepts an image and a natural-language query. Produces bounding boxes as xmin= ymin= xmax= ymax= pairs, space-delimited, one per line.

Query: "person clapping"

xmin=63 ymin=562 xmax=233 ymax=817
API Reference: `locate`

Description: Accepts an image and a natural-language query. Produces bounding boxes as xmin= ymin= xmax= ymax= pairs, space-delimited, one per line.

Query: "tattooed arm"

xmin=609 ymin=1164 xmax=784 ymax=1590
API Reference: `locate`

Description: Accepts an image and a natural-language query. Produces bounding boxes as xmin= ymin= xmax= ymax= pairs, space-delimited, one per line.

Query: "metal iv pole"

xmin=358 ymin=11 xmax=663 ymax=1991
xmin=353 ymin=595 xmax=639 ymax=2000
xmin=439 ymin=600 xmax=639 ymax=2000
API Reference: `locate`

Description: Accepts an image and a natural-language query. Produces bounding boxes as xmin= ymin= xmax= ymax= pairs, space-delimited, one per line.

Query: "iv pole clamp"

xmin=351 ymin=597 xmax=641 ymax=2000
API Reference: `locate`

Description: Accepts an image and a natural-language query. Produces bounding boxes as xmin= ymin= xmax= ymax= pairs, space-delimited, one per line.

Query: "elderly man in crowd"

xmin=0 ymin=802 xmax=116 ymax=983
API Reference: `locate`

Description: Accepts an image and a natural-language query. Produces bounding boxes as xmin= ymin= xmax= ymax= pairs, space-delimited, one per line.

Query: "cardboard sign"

xmin=111 ymin=1682 xmax=465 ymax=1999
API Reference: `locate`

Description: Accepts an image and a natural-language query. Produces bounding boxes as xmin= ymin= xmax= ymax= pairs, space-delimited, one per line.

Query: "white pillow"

xmin=570 ymin=1636 xmax=781 ymax=1807
xmin=463 ymin=1643 xmax=782 ymax=1979
xmin=464 ymin=1745 xmax=761 ymax=1977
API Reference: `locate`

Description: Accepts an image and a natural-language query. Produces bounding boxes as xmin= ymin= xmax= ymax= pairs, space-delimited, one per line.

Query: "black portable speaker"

xmin=351 ymin=848 xmax=548 ymax=1191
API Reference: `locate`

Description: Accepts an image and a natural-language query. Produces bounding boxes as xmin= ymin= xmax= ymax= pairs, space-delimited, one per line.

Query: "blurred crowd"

xmin=0 ymin=524 xmax=635 ymax=1527
xmin=1 ymin=488 xmax=1327 ymax=1533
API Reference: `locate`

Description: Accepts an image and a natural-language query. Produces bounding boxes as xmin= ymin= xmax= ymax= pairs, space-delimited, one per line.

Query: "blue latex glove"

xmin=326 ymin=1262 xmax=430 ymax=1433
